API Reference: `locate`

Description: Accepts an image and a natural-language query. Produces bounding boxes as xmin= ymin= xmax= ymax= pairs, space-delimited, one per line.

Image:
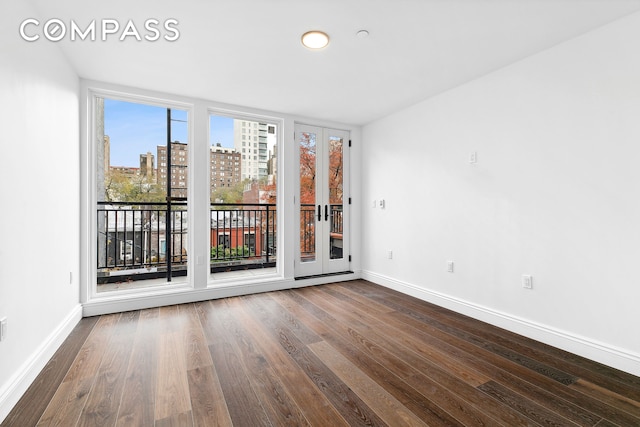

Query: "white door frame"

xmin=295 ymin=124 xmax=350 ymax=277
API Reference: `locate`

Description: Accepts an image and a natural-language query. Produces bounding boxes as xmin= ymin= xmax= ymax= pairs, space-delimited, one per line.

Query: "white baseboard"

xmin=362 ymin=270 xmax=640 ymax=377
xmin=0 ymin=304 xmax=83 ymax=424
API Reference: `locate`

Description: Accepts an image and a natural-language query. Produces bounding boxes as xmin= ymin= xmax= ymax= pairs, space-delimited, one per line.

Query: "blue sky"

xmin=210 ymin=115 xmax=235 ymax=148
xmin=105 ymin=99 xmax=234 ymax=167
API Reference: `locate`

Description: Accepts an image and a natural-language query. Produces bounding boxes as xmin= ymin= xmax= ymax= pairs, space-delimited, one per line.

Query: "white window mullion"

xmin=191 ymin=102 xmax=210 ymax=289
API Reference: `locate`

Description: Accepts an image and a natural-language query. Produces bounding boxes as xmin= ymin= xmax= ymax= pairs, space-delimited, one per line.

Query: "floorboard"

xmin=3 ymin=280 xmax=640 ymax=427
xmin=3 ymin=316 xmax=98 ymax=427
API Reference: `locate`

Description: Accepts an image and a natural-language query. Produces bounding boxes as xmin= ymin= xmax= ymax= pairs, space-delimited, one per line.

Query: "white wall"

xmin=0 ymin=2 xmax=82 ymax=421
xmin=362 ymin=12 xmax=640 ymax=376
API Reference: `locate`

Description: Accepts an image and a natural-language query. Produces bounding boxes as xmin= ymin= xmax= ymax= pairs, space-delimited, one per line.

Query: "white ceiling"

xmin=30 ymin=0 xmax=640 ymax=125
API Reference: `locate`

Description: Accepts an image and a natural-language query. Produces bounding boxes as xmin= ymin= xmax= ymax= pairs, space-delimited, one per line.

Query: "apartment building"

xmin=210 ymin=143 xmax=242 ymax=190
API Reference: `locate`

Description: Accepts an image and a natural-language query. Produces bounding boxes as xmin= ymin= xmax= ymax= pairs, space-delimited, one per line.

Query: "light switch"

xmin=469 ymin=151 xmax=478 ymax=164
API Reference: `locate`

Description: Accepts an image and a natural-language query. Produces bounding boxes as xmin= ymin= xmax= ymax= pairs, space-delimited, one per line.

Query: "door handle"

xmin=317 ymin=205 xmax=321 ymax=221
xmin=325 ymin=204 xmax=329 ymax=221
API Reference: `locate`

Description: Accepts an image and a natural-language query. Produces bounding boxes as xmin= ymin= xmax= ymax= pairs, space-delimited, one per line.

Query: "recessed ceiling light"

xmin=356 ymin=30 xmax=369 ymax=38
xmin=301 ymin=31 xmax=330 ymax=49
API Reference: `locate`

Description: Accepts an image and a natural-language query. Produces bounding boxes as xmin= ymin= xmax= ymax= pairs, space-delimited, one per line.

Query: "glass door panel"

xmin=328 ymin=135 xmax=343 ymax=260
xmin=296 ymin=124 xmax=349 ymax=277
xmin=299 ymin=130 xmax=318 ymax=264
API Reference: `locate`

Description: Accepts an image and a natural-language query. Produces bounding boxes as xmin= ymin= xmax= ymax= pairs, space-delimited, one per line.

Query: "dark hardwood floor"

xmin=3 ymin=280 xmax=639 ymax=426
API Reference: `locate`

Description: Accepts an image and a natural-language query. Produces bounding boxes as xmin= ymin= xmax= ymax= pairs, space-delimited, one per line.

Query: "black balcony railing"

xmin=300 ymin=203 xmax=343 ymax=260
xmin=300 ymin=204 xmax=316 ymax=258
xmin=97 ymin=201 xmax=188 ymax=284
xmin=210 ymin=203 xmax=276 ymax=272
xmin=96 ymin=201 xmax=276 ymax=284
xmin=97 ymin=201 xmax=345 ymax=284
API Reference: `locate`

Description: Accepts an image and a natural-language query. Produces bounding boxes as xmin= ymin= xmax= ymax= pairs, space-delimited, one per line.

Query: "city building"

xmin=234 ymin=120 xmax=270 ymax=181
xmin=210 ymin=143 xmax=241 ymax=190
xmin=156 ymin=142 xmax=244 ymax=198
xmin=103 ymin=135 xmax=110 ymax=174
xmin=157 ymin=141 xmax=188 ymax=199
xmin=108 ymin=166 xmax=139 ymax=178
xmin=139 ymin=151 xmax=155 ymax=179
xmin=267 ymin=143 xmax=277 ymax=179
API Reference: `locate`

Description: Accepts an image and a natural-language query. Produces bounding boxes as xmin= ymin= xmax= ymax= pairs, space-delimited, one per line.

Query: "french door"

xmin=295 ymin=124 xmax=350 ymax=277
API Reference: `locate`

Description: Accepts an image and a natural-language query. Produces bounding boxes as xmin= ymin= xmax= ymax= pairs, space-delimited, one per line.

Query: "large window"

xmin=209 ymin=113 xmax=278 ymax=277
xmin=95 ymin=97 xmax=189 ymax=291
xmin=90 ymin=93 xmax=282 ymax=296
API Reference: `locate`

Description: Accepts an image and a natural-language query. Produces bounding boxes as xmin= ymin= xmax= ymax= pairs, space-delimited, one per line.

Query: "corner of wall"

xmin=0 ymin=305 xmax=82 ymax=424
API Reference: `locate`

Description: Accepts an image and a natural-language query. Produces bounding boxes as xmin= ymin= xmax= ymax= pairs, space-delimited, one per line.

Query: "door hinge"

xmin=348 ymin=197 xmax=352 ymax=205
xmin=349 ymin=139 xmax=352 ymax=147
xmin=348 ymin=255 xmax=352 ymax=262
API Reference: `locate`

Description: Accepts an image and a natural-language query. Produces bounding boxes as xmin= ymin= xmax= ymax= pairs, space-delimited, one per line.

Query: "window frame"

xmin=85 ymin=88 xmax=194 ymax=300
xmin=80 ymin=82 xmax=287 ymax=309
xmin=207 ymin=107 xmax=283 ymax=282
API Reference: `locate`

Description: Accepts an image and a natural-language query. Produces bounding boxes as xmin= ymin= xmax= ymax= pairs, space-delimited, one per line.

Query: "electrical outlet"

xmin=0 ymin=318 xmax=7 ymax=342
xmin=522 ymin=275 xmax=533 ymax=289
xmin=447 ymin=261 xmax=454 ymax=273
xmin=379 ymin=199 xmax=385 ymax=209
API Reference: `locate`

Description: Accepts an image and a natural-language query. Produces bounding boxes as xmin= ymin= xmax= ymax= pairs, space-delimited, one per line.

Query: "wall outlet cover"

xmin=0 ymin=317 xmax=7 ymax=342
xmin=447 ymin=261 xmax=454 ymax=273
xmin=469 ymin=151 xmax=478 ymax=164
